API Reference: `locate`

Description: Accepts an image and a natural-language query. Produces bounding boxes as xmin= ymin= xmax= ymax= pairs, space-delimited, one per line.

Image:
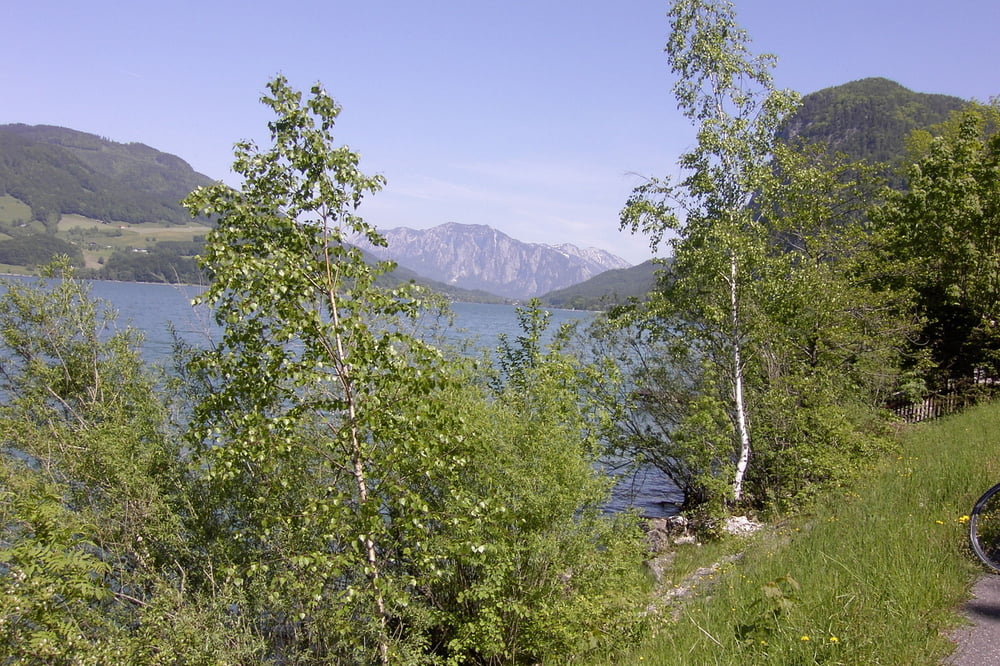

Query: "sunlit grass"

xmin=0 ymin=195 xmax=32 ymax=225
xmin=592 ymin=402 xmax=999 ymax=665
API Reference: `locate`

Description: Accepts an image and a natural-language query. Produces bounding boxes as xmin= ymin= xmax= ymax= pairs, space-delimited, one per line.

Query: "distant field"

xmin=58 ymin=214 xmax=208 ymax=234
xmin=53 ymin=214 xmax=210 ymax=269
xmin=0 ymin=195 xmax=32 ymax=224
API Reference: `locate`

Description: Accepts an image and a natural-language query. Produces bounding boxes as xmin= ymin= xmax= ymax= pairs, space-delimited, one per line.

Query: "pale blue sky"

xmin=4 ymin=0 xmax=997 ymax=264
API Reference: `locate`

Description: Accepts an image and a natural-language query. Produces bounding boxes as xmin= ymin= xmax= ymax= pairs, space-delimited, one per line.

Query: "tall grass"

xmin=603 ymin=402 xmax=1000 ymax=665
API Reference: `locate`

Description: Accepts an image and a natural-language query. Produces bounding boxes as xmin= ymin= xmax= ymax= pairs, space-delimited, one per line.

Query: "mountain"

xmin=356 ymin=222 xmax=631 ymax=300
xmin=367 ymin=253 xmax=509 ymax=304
xmin=538 ymin=259 xmax=661 ymax=310
xmin=0 ymin=124 xmax=215 ymax=227
xmin=536 ymin=80 xmax=969 ymax=310
xmin=778 ymin=78 xmax=967 ymax=177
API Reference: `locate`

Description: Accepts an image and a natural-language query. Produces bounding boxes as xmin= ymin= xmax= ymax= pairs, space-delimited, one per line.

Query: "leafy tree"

xmin=0 ymin=233 xmax=83 ymax=267
xmin=743 ymin=143 xmax=912 ymax=507
xmin=619 ymin=0 xmax=798 ymax=505
xmin=181 ymin=76 xmax=648 ymax=664
xmin=0 ymin=260 xmax=251 ymax=663
xmin=875 ymin=102 xmax=1000 ymax=380
xmin=612 ymin=1 xmax=913 ymax=513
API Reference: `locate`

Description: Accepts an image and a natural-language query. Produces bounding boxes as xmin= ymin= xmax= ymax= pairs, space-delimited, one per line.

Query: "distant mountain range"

xmin=0 ymin=78 xmax=975 ymax=304
xmin=355 ymin=222 xmax=631 ymax=300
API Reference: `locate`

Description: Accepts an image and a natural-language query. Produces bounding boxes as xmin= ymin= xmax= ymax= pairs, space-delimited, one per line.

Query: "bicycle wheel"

xmin=970 ymin=482 xmax=1000 ymax=571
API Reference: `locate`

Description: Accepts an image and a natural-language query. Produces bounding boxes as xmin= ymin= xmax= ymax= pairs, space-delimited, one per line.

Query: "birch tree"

xmin=620 ymin=0 xmax=798 ymax=504
xmin=181 ymin=76 xmax=649 ymax=664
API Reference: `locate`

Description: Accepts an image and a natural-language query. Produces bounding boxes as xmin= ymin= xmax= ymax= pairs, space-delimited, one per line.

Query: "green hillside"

xmin=778 ymin=78 xmax=967 ymax=175
xmin=538 ymin=260 xmax=661 ymax=310
xmin=0 ymin=124 xmax=216 ymax=228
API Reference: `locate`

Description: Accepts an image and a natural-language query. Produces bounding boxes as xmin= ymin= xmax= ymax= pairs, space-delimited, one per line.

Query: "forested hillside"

xmin=0 ymin=124 xmax=215 ymax=227
xmin=539 ymin=259 xmax=660 ymax=309
xmin=778 ymin=77 xmax=967 ymax=177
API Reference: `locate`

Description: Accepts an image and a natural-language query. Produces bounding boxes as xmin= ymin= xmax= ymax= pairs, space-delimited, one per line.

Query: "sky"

xmin=4 ymin=0 xmax=998 ymax=265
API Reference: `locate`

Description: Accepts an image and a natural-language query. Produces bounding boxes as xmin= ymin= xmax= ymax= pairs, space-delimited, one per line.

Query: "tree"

xmin=0 ymin=260 xmax=240 ymax=663
xmin=875 ymin=102 xmax=1000 ymax=380
xmin=181 ymin=76 xmax=648 ymax=664
xmin=743 ymin=143 xmax=912 ymax=506
xmin=619 ymin=0 xmax=798 ymax=505
xmin=611 ymin=1 xmax=913 ymax=513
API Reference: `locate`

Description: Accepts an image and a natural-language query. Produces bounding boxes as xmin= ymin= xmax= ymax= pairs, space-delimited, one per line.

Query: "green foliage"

xmin=0 ymin=478 xmax=115 ymax=663
xmin=733 ymin=574 xmax=801 ymax=643
xmin=423 ymin=314 xmax=651 ymax=663
xmin=0 ymin=260 xmax=218 ymax=663
xmin=875 ymin=102 xmax=1000 ymax=380
xmin=742 ymin=144 xmax=912 ymax=507
xmin=179 ymin=76 xmax=648 ymax=664
xmin=0 ymin=234 xmax=83 ymax=267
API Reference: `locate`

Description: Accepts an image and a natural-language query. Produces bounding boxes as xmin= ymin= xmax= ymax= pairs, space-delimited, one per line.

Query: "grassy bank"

xmin=602 ymin=402 xmax=1000 ymax=665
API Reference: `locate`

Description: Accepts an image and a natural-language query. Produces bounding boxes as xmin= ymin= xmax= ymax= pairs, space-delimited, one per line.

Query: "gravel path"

xmin=945 ymin=575 xmax=1000 ymax=665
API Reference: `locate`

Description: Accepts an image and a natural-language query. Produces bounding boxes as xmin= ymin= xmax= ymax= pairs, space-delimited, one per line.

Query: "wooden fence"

xmin=889 ymin=377 xmax=998 ymax=423
xmin=891 ymin=392 xmax=975 ymax=423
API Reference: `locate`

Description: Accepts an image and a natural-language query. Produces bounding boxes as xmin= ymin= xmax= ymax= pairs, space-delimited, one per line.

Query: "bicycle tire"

xmin=970 ymin=482 xmax=1000 ymax=572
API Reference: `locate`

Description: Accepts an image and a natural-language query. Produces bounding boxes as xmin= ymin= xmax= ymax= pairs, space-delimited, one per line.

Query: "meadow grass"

xmin=0 ymin=195 xmax=32 ymax=225
xmin=51 ymin=214 xmax=209 ymax=267
xmin=599 ymin=402 xmax=1000 ymax=665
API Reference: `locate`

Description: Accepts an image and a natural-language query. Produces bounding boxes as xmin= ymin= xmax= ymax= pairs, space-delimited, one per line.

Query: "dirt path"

xmin=945 ymin=575 xmax=1000 ymax=665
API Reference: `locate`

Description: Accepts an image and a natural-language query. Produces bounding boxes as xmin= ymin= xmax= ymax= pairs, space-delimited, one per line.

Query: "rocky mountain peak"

xmin=357 ymin=222 xmax=630 ymax=300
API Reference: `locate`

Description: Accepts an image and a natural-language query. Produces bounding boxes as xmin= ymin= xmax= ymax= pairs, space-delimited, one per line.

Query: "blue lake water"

xmin=6 ymin=277 xmax=680 ymax=516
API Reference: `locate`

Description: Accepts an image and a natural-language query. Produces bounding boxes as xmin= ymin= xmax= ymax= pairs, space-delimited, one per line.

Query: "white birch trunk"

xmin=729 ymin=252 xmax=751 ymax=502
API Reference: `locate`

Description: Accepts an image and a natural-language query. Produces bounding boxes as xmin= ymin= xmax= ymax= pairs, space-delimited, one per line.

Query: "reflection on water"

xmin=607 ymin=464 xmax=682 ymax=518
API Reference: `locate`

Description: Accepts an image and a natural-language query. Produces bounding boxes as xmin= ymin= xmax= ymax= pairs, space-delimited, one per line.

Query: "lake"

xmin=8 ymin=277 xmax=680 ymax=516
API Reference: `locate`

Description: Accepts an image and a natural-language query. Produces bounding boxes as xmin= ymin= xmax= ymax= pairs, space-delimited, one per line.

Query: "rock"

xmin=723 ymin=515 xmax=762 ymax=536
xmin=643 ymin=551 xmax=676 ymax=584
xmin=665 ymin=515 xmax=689 ymax=532
xmin=645 ymin=515 xmax=694 ymax=552
xmin=645 ymin=526 xmax=672 ymax=553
